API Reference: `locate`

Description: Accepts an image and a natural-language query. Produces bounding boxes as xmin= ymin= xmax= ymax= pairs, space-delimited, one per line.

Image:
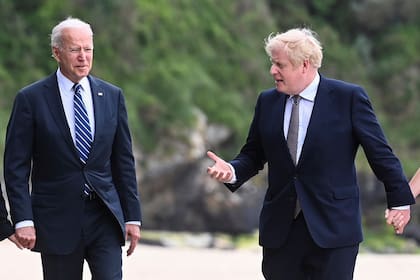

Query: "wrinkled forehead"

xmin=61 ymin=27 xmax=93 ymax=46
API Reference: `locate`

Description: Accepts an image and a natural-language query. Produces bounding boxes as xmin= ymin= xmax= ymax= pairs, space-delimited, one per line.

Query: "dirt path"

xmin=0 ymin=241 xmax=418 ymax=279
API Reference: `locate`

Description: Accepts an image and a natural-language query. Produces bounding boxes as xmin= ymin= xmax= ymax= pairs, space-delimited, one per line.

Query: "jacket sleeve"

xmin=351 ymin=87 xmax=415 ymax=207
xmin=226 ymin=94 xmax=266 ymax=192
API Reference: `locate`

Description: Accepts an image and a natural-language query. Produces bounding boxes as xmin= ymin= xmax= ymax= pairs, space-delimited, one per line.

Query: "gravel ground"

xmin=0 ymin=241 xmax=419 ymax=279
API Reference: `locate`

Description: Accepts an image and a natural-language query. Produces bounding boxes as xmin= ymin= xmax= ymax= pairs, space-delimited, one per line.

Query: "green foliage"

xmin=0 ymin=0 xmax=275 ymax=154
xmin=0 ymin=0 xmax=418 ymax=170
xmin=269 ymin=0 xmax=420 ymax=174
xmin=362 ymin=224 xmax=420 ymax=253
xmin=127 ymin=0 xmax=275 ymax=150
xmin=369 ymin=25 xmax=420 ymax=172
xmin=309 ymin=0 xmax=338 ymax=16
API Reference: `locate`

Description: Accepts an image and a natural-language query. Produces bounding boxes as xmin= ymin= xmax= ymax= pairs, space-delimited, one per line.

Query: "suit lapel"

xmin=298 ymin=76 xmax=333 ymax=167
xmin=266 ymin=91 xmax=293 ymax=164
xmin=277 ymin=93 xmax=297 ymax=166
xmin=276 ymin=93 xmax=288 ymax=144
xmin=44 ymin=74 xmax=76 ymax=152
xmin=88 ymin=76 xmax=105 ymax=157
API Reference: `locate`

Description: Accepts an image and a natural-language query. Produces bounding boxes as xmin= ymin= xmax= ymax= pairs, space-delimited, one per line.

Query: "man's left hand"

xmin=125 ymin=224 xmax=141 ymax=256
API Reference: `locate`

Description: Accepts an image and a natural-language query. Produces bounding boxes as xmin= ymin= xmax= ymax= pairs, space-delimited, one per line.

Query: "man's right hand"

xmin=385 ymin=209 xmax=410 ymax=235
xmin=15 ymin=226 xmax=36 ymax=249
xmin=206 ymin=151 xmax=233 ymax=183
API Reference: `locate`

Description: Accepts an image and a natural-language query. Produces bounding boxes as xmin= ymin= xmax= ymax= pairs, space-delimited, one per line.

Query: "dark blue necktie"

xmin=73 ymin=83 xmax=92 ymax=164
xmin=73 ymin=83 xmax=93 ymax=196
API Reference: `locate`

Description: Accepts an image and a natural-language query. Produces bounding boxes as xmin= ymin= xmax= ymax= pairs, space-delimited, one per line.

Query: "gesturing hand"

xmin=206 ymin=151 xmax=233 ymax=183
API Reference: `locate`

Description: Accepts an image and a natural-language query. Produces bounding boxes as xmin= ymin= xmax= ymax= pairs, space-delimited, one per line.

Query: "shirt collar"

xmin=289 ymin=72 xmax=320 ymax=102
xmin=56 ymin=68 xmax=90 ymax=93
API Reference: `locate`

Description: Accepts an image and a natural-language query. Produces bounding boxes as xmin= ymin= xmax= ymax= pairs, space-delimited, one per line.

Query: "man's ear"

xmin=52 ymin=47 xmax=60 ymax=61
xmin=302 ymin=59 xmax=310 ymax=73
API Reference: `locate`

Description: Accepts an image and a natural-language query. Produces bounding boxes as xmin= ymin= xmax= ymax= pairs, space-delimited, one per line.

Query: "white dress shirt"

xmin=57 ymin=69 xmax=95 ymax=142
xmin=283 ymin=73 xmax=319 ymax=163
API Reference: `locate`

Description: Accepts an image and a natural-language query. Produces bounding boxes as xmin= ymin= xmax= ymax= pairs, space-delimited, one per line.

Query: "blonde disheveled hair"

xmin=264 ymin=28 xmax=323 ymax=69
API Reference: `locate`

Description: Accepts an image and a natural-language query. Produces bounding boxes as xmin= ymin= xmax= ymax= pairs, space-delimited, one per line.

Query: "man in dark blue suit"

xmin=4 ymin=17 xmax=141 ymax=280
xmin=207 ymin=27 xmax=414 ymax=279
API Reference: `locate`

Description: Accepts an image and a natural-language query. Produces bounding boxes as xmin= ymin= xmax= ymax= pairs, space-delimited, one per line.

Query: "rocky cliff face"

xmin=137 ymin=109 xmax=265 ymax=233
xmin=140 ymin=157 xmax=265 ymax=233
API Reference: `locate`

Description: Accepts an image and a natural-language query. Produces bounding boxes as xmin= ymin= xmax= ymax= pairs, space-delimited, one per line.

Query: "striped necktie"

xmin=73 ymin=83 xmax=94 ymax=196
xmin=73 ymin=83 xmax=92 ymax=164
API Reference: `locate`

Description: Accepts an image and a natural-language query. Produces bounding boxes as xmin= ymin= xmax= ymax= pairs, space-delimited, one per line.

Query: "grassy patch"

xmin=361 ymin=226 xmax=420 ymax=253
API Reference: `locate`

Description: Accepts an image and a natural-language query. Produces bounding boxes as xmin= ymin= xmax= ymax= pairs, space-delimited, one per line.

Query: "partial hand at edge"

xmin=409 ymin=167 xmax=420 ymax=198
xmin=206 ymin=151 xmax=232 ymax=183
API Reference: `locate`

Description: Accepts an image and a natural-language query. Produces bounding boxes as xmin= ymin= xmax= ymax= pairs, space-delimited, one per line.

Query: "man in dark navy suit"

xmin=4 ymin=17 xmax=141 ymax=280
xmin=207 ymin=27 xmax=414 ymax=279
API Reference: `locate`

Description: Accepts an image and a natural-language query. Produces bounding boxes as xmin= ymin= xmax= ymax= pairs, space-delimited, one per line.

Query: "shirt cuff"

xmin=126 ymin=221 xmax=141 ymax=227
xmin=227 ymin=163 xmax=237 ymax=184
xmin=391 ymin=205 xmax=410 ymax=210
xmin=15 ymin=220 xmax=34 ymax=229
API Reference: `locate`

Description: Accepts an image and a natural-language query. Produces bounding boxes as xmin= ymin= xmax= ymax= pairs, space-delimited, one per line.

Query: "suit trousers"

xmin=41 ymin=196 xmax=123 ymax=280
xmin=262 ymin=213 xmax=359 ymax=280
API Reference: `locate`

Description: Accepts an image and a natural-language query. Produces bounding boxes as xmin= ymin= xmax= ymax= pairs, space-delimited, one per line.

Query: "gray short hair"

xmin=50 ymin=17 xmax=93 ymax=49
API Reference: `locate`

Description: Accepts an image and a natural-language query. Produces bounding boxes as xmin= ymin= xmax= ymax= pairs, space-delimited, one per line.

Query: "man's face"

xmin=269 ymin=48 xmax=306 ymax=95
xmin=52 ymin=27 xmax=93 ymax=83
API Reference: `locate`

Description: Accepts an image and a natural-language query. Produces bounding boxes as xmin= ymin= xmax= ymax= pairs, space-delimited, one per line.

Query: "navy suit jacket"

xmin=226 ymin=75 xmax=414 ymax=249
xmin=4 ymin=73 xmax=141 ymax=254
